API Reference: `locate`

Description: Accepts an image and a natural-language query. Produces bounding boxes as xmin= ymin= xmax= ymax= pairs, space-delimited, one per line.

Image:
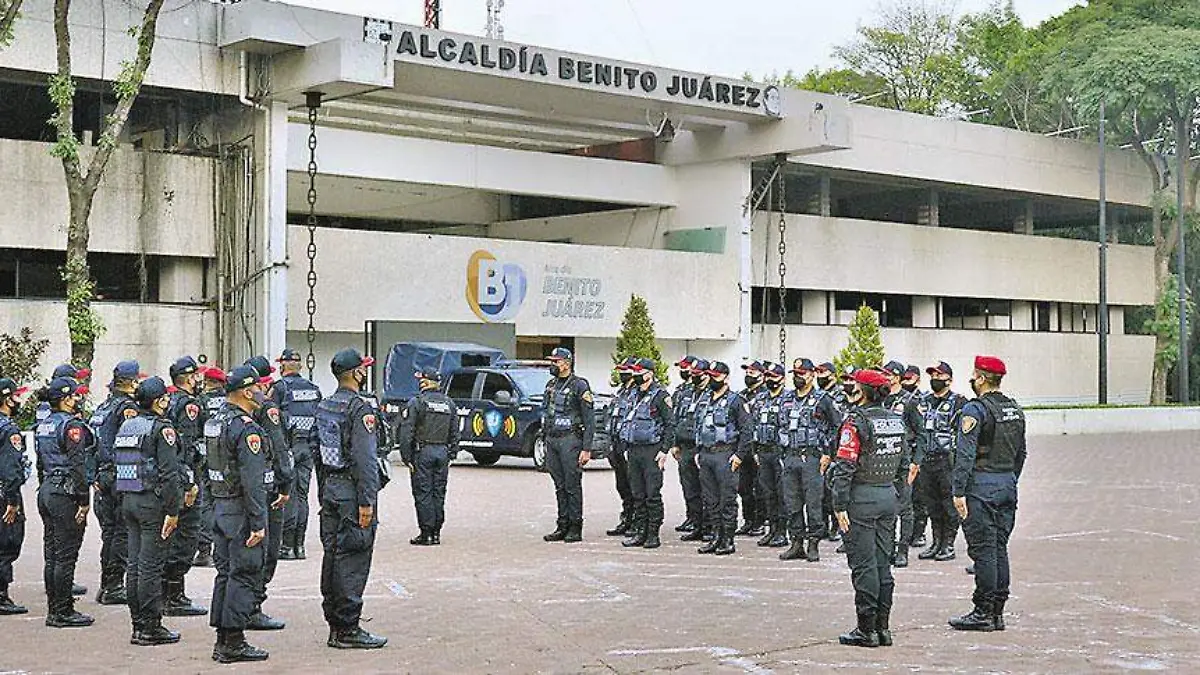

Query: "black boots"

xmin=410 ymin=529 xmax=435 ymax=546
xmin=543 ymin=521 xmax=569 ymax=542
xmin=935 ymin=531 xmax=957 ymax=561
xmin=877 ymin=614 xmax=893 ymax=647
xmin=779 ymin=538 xmax=806 ymax=561
xmin=993 ymin=600 xmax=1007 ymax=631
xmin=826 ymin=519 xmax=842 ymax=542
xmin=294 ymin=540 xmax=307 ymax=559
xmin=768 ymin=519 xmax=789 ymax=547
xmin=756 ymin=520 xmax=776 ymax=546
xmin=735 ymin=519 xmax=764 ymax=537
xmin=681 ymin=524 xmax=707 ymax=541
xmin=622 ymin=522 xmax=648 ymax=548
xmin=246 ymin=611 xmax=286 ymax=631
xmin=71 ymin=583 xmax=87 ymax=596
xmin=714 ymin=526 xmax=736 ymax=555
xmin=697 ymin=527 xmax=720 ymax=554
xmin=213 ymin=630 xmax=269 ymax=663
xmin=806 ymin=538 xmax=821 ymax=562
xmin=279 ymin=531 xmax=297 ymax=560
xmin=674 ymin=517 xmax=698 ymax=533
xmin=163 ymin=579 xmax=208 ymax=616
xmin=918 ymin=526 xmax=942 ymax=560
xmin=46 ymin=609 xmax=94 ymax=628
xmin=430 ymin=529 xmax=441 ymax=546
xmin=0 ymin=590 xmax=27 ymax=615
xmin=839 ymin=615 xmax=880 ymax=648
xmin=607 ymin=512 xmax=632 ymax=537
xmin=893 ymin=545 xmax=909 ymax=568
xmin=949 ymin=604 xmax=996 ymax=632
xmin=328 ymin=625 xmax=388 ymax=650
xmin=193 ymin=545 xmax=213 ymax=568
xmin=563 ymin=521 xmax=583 ymax=543
xmin=95 ymin=581 xmax=127 ymax=606
xmin=642 ymin=526 xmax=661 ymax=549
xmin=132 ymin=622 xmax=181 ymax=646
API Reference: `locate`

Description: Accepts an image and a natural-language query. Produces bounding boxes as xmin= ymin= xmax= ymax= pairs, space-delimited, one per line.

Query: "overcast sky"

xmin=282 ymin=0 xmax=1082 ymax=79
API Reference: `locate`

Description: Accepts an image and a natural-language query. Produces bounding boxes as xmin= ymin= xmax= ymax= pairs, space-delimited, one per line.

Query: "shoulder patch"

xmin=961 ymin=416 xmax=978 ymax=434
xmin=185 ymin=403 xmax=200 ymax=420
xmin=67 ymin=426 xmax=83 ymax=444
xmin=266 ymin=407 xmax=281 ymax=426
xmin=582 ymin=391 xmax=593 ymax=404
xmin=742 ymin=402 xmax=751 ymax=414
xmin=363 ymin=414 xmax=377 ymax=434
xmin=123 ymin=408 xmax=139 ymax=420
xmin=241 ymin=416 xmax=254 ymax=424
xmin=9 ymin=433 xmax=22 ymax=450
xmin=663 ymin=394 xmax=673 ymax=408
xmin=162 ymin=427 xmax=177 ymax=445
xmin=246 ymin=433 xmax=262 ymax=454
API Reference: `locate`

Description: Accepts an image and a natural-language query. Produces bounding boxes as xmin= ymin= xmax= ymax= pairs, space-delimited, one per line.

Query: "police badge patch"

xmin=267 ymin=407 xmax=281 ymax=425
xmin=123 ymin=408 xmax=138 ymax=420
xmin=246 ymin=434 xmax=262 ymax=454
xmin=186 ymin=403 xmax=200 ymax=420
xmin=67 ymin=426 xmax=83 ymax=443
xmin=582 ymin=391 xmax=593 ymax=404
xmin=9 ymin=433 xmax=21 ymax=450
xmin=961 ymin=416 xmax=978 ymax=434
xmin=363 ymin=414 xmax=377 ymax=434
xmin=162 ymin=428 xmax=176 ymax=445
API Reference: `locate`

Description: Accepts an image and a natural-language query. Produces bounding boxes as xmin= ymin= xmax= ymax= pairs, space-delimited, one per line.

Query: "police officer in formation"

xmin=950 ymin=356 xmax=1026 ymax=633
xmin=193 ymin=365 xmax=227 ymax=567
xmin=734 ymin=361 xmax=766 ymax=538
xmin=694 ymin=362 xmax=751 ymax=556
xmin=115 ymin=376 xmax=185 ymax=646
xmin=91 ymin=360 xmax=144 ymax=605
xmin=829 ymin=368 xmax=906 ymax=648
xmin=814 ymin=361 xmax=847 ymax=542
xmin=0 ymin=378 xmax=30 ymax=615
xmin=397 ymin=370 xmax=459 ymax=546
xmin=915 ymin=362 xmax=966 ymax=562
xmin=778 ymin=359 xmax=841 ymax=562
xmin=671 ymin=357 xmax=707 ymax=539
xmin=35 ymin=377 xmax=94 ymax=627
xmin=616 ymin=358 xmax=675 ymax=549
xmin=881 ymin=361 xmax=924 ymax=568
xmin=751 ymin=363 xmax=788 ymax=549
xmin=206 ymin=366 xmax=271 ymax=662
xmin=313 ymin=349 xmax=387 ymax=649
xmin=35 ymin=365 xmax=90 ymax=425
xmin=163 ymin=357 xmax=207 ymax=617
xmin=603 ymin=358 xmax=637 ymax=537
xmin=541 ymin=348 xmax=595 ymax=544
xmin=272 ymin=348 xmax=322 ymax=561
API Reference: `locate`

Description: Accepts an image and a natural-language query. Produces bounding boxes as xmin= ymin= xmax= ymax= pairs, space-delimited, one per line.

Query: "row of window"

xmin=0 ymin=249 xmax=163 ymax=302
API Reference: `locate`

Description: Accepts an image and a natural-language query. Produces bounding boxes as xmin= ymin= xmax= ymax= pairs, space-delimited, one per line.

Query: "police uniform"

xmin=0 ymin=379 xmax=31 ymax=615
xmin=816 ymin=362 xmax=848 ymax=541
xmin=194 ymin=367 xmax=227 ymax=567
xmin=541 ymin=349 xmax=595 ymax=543
xmin=916 ymin=362 xmax=967 ymax=562
xmin=753 ymin=363 xmax=790 ymax=549
xmin=271 ymin=350 xmax=322 ymax=560
xmin=116 ymin=377 xmax=185 ymax=644
xmin=882 ymin=361 xmax=925 ymax=568
xmin=618 ymin=359 xmax=675 ymax=549
xmin=778 ymin=364 xmax=840 ymax=562
xmin=207 ymin=366 xmax=271 ymax=663
xmin=672 ymin=358 xmax=707 ymax=536
xmin=36 ymin=378 xmax=95 ymax=627
xmin=950 ymin=356 xmax=1026 ymax=632
xmin=397 ymin=372 xmax=459 ymax=545
xmin=829 ymin=369 xmax=906 ymax=648
xmin=604 ymin=358 xmax=637 ymax=537
xmin=693 ymin=362 xmax=752 ymax=555
xmin=163 ymin=357 xmax=208 ymax=616
xmin=735 ymin=362 xmax=766 ymax=537
xmin=91 ymin=360 xmax=144 ymax=605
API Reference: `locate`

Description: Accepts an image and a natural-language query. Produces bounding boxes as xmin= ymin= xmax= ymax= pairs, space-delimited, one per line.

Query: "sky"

xmin=283 ymin=0 xmax=1084 ymax=79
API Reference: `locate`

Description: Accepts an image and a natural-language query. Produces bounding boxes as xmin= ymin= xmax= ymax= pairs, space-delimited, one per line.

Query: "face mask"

xmin=930 ymin=379 xmax=949 ymax=393
xmin=744 ymin=375 xmax=761 ymax=389
xmin=902 ymin=382 xmax=918 ymax=393
xmin=816 ymin=376 xmax=832 ymax=389
xmin=251 ymin=389 xmax=268 ymax=407
xmin=842 ymin=383 xmax=855 ymax=395
xmin=848 ymin=388 xmax=863 ymax=404
xmin=970 ymin=378 xmax=981 ymax=396
xmin=792 ymin=376 xmax=805 ymax=390
xmin=619 ymin=373 xmax=632 ymax=385
xmin=641 ymin=373 xmax=654 ymax=386
xmin=691 ymin=374 xmax=704 ymax=385
xmin=710 ymin=378 xmax=725 ymax=392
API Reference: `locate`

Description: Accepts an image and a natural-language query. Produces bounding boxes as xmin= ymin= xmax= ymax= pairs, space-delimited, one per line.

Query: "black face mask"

xmin=816 ymin=376 xmax=832 ymax=389
xmin=691 ymin=374 xmax=704 ymax=385
xmin=619 ymin=373 xmax=632 ymax=385
xmin=930 ymin=379 xmax=949 ymax=393
xmin=710 ymin=378 xmax=725 ymax=392
xmin=792 ymin=376 xmax=805 ymax=390
xmin=744 ymin=375 xmax=762 ymax=389
xmin=902 ymin=382 xmax=918 ymax=393
xmin=970 ymin=378 xmax=981 ymax=396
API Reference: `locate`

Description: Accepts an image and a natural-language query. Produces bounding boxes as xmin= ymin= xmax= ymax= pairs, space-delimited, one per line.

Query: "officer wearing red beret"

xmin=829 ymin=368 xmax=907 ymax=648
xmin=949 ymin=356 xmax=1027 ymax=633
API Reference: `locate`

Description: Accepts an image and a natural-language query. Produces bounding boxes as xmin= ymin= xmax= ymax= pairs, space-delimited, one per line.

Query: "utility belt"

xmin=755 ymin=444 xmax=781 ymax=455
xmin=924 ymin=449 xmax=952 ymax=461
xmin=781 ymin=445 xmax=823 ymax=458
xmin=545 ymin=427 xmax=582 ymax=439
xmin=699 ymin=443 xmax=734 ymax=454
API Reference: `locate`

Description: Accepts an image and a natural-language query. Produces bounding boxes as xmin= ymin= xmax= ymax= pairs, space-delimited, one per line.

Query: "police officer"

xmin=604 ymin=357 xmax=637 ymax=537
xmin=881 ymin=361 xmax=924 ymax=568
xmin=901 ymin=366 xmax=923 ymax=396
xmin=671 ymin=357 xmax=705 ymax=537
xmin=694 ymin=362 xmax=751 ymax=556
xmin=734 ymin=361 xmax=766 ymax=538
xmin=272 ymin=349 xmax=322 ymax=560
xmin=618 ymin=358 xmax=675 ymax=549
xmin=916 ymin=361 xmax=966 ymax=563
xmin=397 ymin=370 xmax=459 ymax=546
xmin=313 ymin=349 xmax=387 ymax=650
xmin=778 ymin=358 xmax=841 ymax=562
xmin=0 ymin=378 xmax=31 ymax=615
xmin=753 ymin=363 xmax=789 ymax=549
xmin=163 ymin=357 xmax=207 ymax=617
xmin=116 ymin=377 xmax=185 ymax=646
xmin=540 ymin=348 xmax=595 ymax=544
xmin=206 ymin=366 xmax=270 ymax=663
xmin=35 ymin=377 xmax=94 ymax=627
xmin=193 ymin=366 xmax=226 ymax=568
xmin=36 ymin=365 xmax=91 ymax=424
xmin=949 ymin=356 xmax=1026 ymax=633
xmin=829 ymin=369 xmax=906 ymax=648
xmin=814 ymin=361 xmax=847 ymax=543
xmin=91 ymin=360 xmax=143 ymax=605
xmin=243 ymin=355 xmax=292 ymax=631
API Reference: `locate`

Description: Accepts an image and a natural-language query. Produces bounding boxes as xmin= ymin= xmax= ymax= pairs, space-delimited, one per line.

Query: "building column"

xmin=918 ymin=188 xmax=939 ymax=226
xmin=1013 ymin=199 xmax=1034 ymax=235
xmin=260 ymin=101 xmax=290 ymax=362
xmin=807 ymin=174 xmax=831 ymax=216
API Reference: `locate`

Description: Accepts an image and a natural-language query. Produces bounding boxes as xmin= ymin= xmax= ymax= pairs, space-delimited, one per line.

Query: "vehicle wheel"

xmin=471 ymin=452 xmax=501 ymax=467
xmin=524 ymin=432 xmax=548 ymax=472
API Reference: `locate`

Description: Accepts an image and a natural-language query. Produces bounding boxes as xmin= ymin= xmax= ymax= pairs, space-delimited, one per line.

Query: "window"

xmin=0 ymin=248 xmax=166 ymax=302
xmin=834 ymin=292 xmax=911 ymax=328
xmin=1035 ymin=302 xmax=1051 ymax=332
xmin=1058 ymin=303 xmax=1092 ymax=333
xmin=0 ymin=261 xmax=14 ymax=298
xmin=751 ymin=286 xmax=802 ymax=325
xmin=941 ymin=297 xmax=1012 ymax=330
xmin=446 ymin=373 xmax=478 ymax=400
xmin=480 ymin=373 xmax=513 ymax=401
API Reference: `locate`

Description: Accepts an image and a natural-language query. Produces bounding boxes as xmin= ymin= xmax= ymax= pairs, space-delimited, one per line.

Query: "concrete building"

xmin=0 ymin=0 xmax=1155 ymax=403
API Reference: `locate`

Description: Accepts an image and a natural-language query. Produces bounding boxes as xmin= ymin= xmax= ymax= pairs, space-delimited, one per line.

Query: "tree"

xmin=0 ymin=0 xmax=23 ymax=46
xmin=612 ymin=294 xmax=669 ymax=384
xmin=834 ymin=305 xmax=886 ymax=375
xmin=51 ymin=0 xmax=166 ymax=371
xmin=0 ymin=328 xmax=50 ymax=385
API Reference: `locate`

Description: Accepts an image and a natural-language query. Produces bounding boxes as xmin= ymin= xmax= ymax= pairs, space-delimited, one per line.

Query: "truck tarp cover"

xmin=384 ymin=342 xmax=504 ymax=400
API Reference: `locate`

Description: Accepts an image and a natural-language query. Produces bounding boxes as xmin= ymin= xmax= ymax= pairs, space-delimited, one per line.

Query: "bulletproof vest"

xmin=202 ymin=412 xmax=223 ymax=481
xmin=35 ymin=401 xmax=51 ymax=423
xmin=608 ymin=387 xmax=634 ymax=437
xmin=114 ymin=415 xmax=157 ymax=493
xmin=315 ymin=390 xmax=353 ymax=470
xmin=851 ymin=406 xmax=906 ymax=485
xmin=696 ymin=390 xmax=738 ymax=448
xmin=923 ymin=394 xmax=962 ymax=454
xmin=280 ymin=375 xmax=321 ymax=442
xmin=360 ymin=393 xmax=391 ymax=450
xmin=673 ymin=383 xmax=700 ymax=442
xmin=887 ymin=390 xmax=914 ymax=417
xmin=0 ymin=414 xmax=31 ymax=486
xmin=35 ymin=412 xmax=72 ymax=477
xmin=203 ymin=393 xmax=226 ymax=416
xmin=975 ymin=393 xmax=1024 ymax=473
xmin=783 ymin=388 xmax=824 ymax=451
xmin=168 ymin=391 xmax=203 ymax=456
xmin=752 ymin=388 xmax=787 ymax=447
xmin=206 ymin=408 xmax=246 ymax=498
xmin=415 ymin=391 xmax=456 ymax=445
xmin=620 ymin=385 xmax=664 ymax=446
xmin=545 ymin=376 xmax=582 ymax=435
xmin=90 ymin=394 xmax=134 ymax=463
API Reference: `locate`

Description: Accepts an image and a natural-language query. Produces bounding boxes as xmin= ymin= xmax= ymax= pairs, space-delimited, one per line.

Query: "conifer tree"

xmin=612 ymin=294 xmax=669 ymax=383
xmin=834 ymin=304 xmax=886 ymax=375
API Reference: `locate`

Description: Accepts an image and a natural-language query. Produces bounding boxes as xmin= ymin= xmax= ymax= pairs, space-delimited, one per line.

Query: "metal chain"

xmin=776 ymin=161 xmax=788 ymax=365
xmin=304 ymin=93 xmax=322 ymax=379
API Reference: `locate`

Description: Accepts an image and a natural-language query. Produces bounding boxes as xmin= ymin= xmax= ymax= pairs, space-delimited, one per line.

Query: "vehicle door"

xmin=445 ymin=372 xmax=486 ymax=449
xmin=472 ymin=373 xmax=522 ymax=453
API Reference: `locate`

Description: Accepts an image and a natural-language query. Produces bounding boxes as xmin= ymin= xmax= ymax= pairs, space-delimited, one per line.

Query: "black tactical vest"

xmin=783 ymin=389 xmax=824 ymax=451
xmin=114 ymin=416 xmax=156 ymax=494
xmin=851 ymin=406 xmax=906 ymax=485
xmin=976 ymin=393 xmax=1024 ymax=473
xmin=673 ymin=383 xmax=699 ymax=443
xmin=207 ymin=409 xmax=243 ymax=498
xmin=619 ymin=385 xmax=664 ymax=446
xmin=415 ymin=391 xmax=456 ymax=445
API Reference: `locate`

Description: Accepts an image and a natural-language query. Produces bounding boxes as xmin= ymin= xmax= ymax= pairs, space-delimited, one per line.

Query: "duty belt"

xmin=755 ymin=444 xmax=781 ymax=454
xmin=699 ymin=443 xmax=734 ymax=453
xmin=782 ymin=445 xmax=823 ymax=457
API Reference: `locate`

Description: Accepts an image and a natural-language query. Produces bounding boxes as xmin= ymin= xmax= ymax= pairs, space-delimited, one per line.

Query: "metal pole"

xmin=1178 ymin=128 xmax=1189 ymax=404
xmin=1098 ymin=100 xmax=1108 ymax=405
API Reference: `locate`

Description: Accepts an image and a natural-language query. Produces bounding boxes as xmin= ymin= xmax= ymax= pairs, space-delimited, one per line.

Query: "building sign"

xmin=393 ymin=28 xmax=782 ymax=118
xmin=541 ymin=265 xmax=606 ymax=320
xmin=466 ymin=250 xmax=527 ymax=323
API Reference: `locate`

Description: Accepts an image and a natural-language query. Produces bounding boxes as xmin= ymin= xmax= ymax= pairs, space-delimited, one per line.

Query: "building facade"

xmin=0 ymin=0 xmax=1156 ymax=403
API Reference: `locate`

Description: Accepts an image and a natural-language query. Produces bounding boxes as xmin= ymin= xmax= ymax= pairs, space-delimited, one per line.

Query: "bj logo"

xmin=466 ymin=250 xmax=527 ymax=323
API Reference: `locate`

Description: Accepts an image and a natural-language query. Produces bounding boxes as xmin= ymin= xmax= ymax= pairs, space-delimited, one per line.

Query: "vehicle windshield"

xmin=506 ymin=369 xmax=553 ymax=398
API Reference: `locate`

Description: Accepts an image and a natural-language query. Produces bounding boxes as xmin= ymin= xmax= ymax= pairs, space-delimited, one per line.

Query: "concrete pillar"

xmin=807 ymin=174 xmax=831 ymax=216
xmin=1011 ymin=301 xmax=1033 ymax=332
xmin=801 ymin=290 xmax=825 ymax=325
xmin=912 ymin=296 xmax=937 ymax=328
xmin=1013 ymin=199 xmax=1034 ymax=235
xmin=264 ymin=101 xmax=289 ymax=362
xmin=158 ymin=258 xmax=205 ymax=304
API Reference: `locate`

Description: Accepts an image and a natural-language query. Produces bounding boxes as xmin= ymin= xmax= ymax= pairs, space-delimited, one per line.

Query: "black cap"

xmin=277 ymin=347 xmax=302 ymax=363
xmin=927 ymin=361 xmax=954 ymax=377
xmin=547 ymin=347 xmax=573 ymax=362
xmin=764 ymin=363 xmax=786 ymax=379
xmin=52 ymin=364 xmax=90 ymax=380
xmin=791 ymin=358 xmax=815 ymax=373
xmin=740 ymin=360 xmax=764 ymax=372
xmin=416 ymin=370 xmax=443 ymax=383
xmin=331 ymin=348 xmax=375 ymax=376
xmin=676 ymin=355 xmax=695 ymax=368
xmin=225 ymin=365 xmax=261 ymax=394
xmin=244 ymin=355 xmax=276 ymax=378
xmin=0 ymin=378 xmax=26 ymax=399
xmin=904 ymin=364 xmax=921 ymax=378
xmin=43 ymin=377 xmax=78 ymax=402
xmin=708 ymin=361 xmax=731 ymax=377
xmin=882 ymin=360 xmax=906 ymax=377
xmin=635 ymin=357 xmax=656 ymax=372
xmin=815 ymin=361 xmax=835 ymax=373
xmin=135 ymin=376 xmax=169 ymax=406
xmin=170 ymin=355 xmax=199 ymax=379
xmin=112 ymin=360 xmax=142 ymax=382
xmin=690 ymin=358 xmax=710 ymax=373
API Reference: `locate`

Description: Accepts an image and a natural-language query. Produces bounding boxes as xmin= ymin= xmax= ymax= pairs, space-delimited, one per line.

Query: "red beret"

xmin=203 ymin=367 xmax=228 ymax=383
xmin=974 ymin=355 xmax=1007 ymax=376
xmin=853 ymin=369 xmax=890 ymax=388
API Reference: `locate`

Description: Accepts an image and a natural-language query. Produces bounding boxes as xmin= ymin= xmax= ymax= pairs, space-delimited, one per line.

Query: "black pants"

xmin=165 ymin=499 xmax=201 ymax=584
xmin=283 ymin=448 xmax=314 ymax=547
xmin=319 ymin=477 xmax=376 ymax=631
xmin=894 ymin=477 xmax=914 ymax=550
xmin=96 ymin=486 xmax=128 ymax=590
xmin=210 ymin=499 xmax=264 ymax=631
xmin=545 ymin=434 xmax=584 ymax=525
xmin=918 ymin=455 xmax=959 ymax=543
xmin=845 ymin=484 xmax=898 ymax=626
xmin=781 ymin=453 xmax=824 ymax=539
xmin=755 ymin=449 xmax=783 ymax=523
xmin=963 ymin=471 xmax=1017 ymax=611
xmin=123 ymin=492 xmax=169 ymax=629
xmin=697 ymin=448 xmax=737 ymax=532
xmin=911 ymin=467 xmax=930 ymax=542
xmin=38 ymin=488 xmax=84 ymax=615
xmin=626 ymin=445 xmax=665 ymax=529
xmin=737 ymin=453 xmax=759 ymax=525
xmin=676 ymin=441 xmax=702 ymax=523
xmin=607 ymin=441 xmax=634 ymax=519
xmin=0 ymin=496 xmax=25 ymax=594
xmin=196 ymin=476 xmax=214 ymax=552
xmin=411 ymin=445 xmax=450 ymax=532
xmin=254 ymin=500 xmax=283 ymax=612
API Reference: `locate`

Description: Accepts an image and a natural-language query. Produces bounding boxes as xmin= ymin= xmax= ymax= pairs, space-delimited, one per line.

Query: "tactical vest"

xmin=850 ymin=406 xmax=906 ymax=485
xmin=35 ymin=401 xmax=51 ymax=423
xmin=753 ymin=389 xmax=786 ymax=447
xmin=620 ymin=386 xmax=664 ymax=446
xmin=923 ymin=395 xmax=961 ymax=455
xmin=315 ymin=390 xmax=353 ymax=470
xmin=206 ymin=408 xmax=246 ymax=498
xmin=35 ymin=412 xmax=73 ymax=477
xmin=415 ymin=392 xmax=456 ymax=445
xmin=976 ymin=394 xmax=1024 ymax=473
xmin=696 ymin=390 xmax=737 ymax=448
xmin=0 ymin=414 xmax=30 ymax=487
xmin=203 ymin=394 xmax=226 ymax=417
xmin=783 ymin=389 xmax=824 ymax=451
xmin=114 ymin=416 xmax=157 ymax=493
xmin=90 ymin=394 xmax=134 ymax=463
xmin=608 ymin=387 xmax=634 ymax=438
xmin=280 ymin=375 xmax=321 ymax=442
xmin=545 ymin=377 xmax=582 ymax=436
xmin=827 ymin=386 xmax=850 ymax=417
xmin=673 ymin=383 xmax=699 ymax=443
xmin=202 ymin=413 xmax=223 ymax=482
xmin=887 ymin=391 xmax=914 ymax=417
